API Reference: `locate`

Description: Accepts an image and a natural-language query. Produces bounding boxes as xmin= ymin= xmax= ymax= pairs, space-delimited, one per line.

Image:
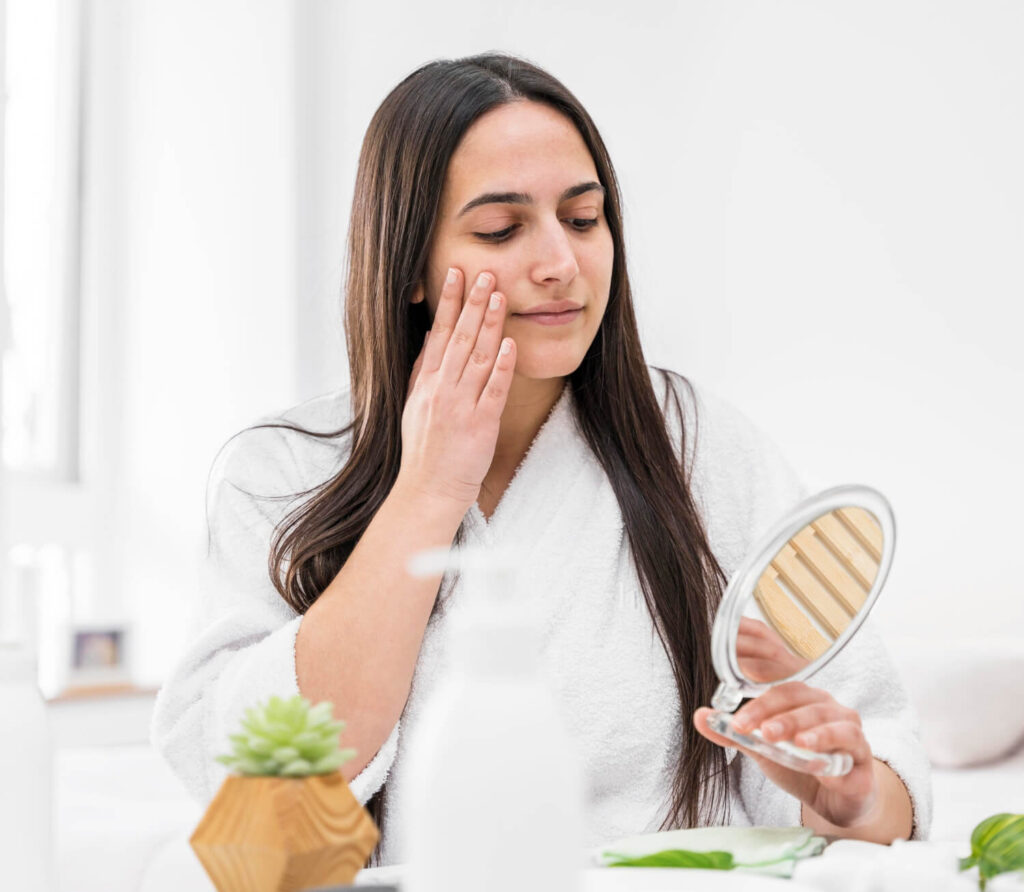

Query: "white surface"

xmin=357 ymin=865 xmax=818 ymax=890
xmin=0 ymin=676 xmax=53 ymax=892
xmin=929 ymin=746 xmax=1024 ymax=843
xmin=58 ymin=746 xmax=201 ymax=892
xmin=59 ymin=740 xmax=1024 ymax=892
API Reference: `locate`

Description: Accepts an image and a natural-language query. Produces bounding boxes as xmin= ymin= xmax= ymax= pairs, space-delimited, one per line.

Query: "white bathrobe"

xmin=150 ymin=371 xmax=932 ymax=862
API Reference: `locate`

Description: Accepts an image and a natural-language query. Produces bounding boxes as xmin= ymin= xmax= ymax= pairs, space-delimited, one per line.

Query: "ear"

xmin=410 ymin=282 xmax=425 ymax=304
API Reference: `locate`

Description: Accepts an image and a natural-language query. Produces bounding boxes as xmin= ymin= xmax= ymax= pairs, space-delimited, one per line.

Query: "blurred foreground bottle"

xmin=402 ymin=548 xmax=584 ymax=892
xmin=0 ymin=638 xmax=54 ymax=892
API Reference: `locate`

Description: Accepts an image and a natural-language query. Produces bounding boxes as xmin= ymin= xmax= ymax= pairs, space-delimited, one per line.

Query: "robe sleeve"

xmin=658 ymin=369 xmax=932 ymax=838
xmin=149 ymin=416 xmax=399 ymax=806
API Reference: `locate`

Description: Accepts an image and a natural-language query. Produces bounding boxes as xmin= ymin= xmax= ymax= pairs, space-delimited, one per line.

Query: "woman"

xmin=152 ymin=53 xmax=929 ymax=862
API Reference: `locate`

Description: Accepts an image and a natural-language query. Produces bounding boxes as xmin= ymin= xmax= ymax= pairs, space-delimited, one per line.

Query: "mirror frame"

xmin=710 ymin=484 xmax=896 ymax=711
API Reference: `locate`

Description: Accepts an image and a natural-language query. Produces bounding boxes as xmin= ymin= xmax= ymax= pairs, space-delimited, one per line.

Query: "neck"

xmin=492 ymin=374 xmax=566 ymax=469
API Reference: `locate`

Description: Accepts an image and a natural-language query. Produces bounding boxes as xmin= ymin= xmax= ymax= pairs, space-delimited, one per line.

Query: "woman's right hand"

xmin=396 ymin=267 xmax=517 ymax=511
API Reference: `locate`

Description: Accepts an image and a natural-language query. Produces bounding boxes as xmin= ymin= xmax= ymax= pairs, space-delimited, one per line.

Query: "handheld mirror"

xmin=706 ymin=484 xmax=895 ymax=777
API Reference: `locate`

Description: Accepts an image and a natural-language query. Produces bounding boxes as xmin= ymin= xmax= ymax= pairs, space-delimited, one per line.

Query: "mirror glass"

xmin=738 ymin=506 xmax=883 ymax=685
xmin=706 ymin=485 xmax=895 ymax=777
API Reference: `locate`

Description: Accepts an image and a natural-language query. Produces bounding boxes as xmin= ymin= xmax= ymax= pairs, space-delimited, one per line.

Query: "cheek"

xmin=423 ymin=246 xmax=500 ymax=318
xmin=581 ymin=232 xmax=615 ymax=300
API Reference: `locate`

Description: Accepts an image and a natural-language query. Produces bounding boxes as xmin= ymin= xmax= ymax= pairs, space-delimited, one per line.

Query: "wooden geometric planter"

xmin=190 ymin=772 xmax=379 ymax=892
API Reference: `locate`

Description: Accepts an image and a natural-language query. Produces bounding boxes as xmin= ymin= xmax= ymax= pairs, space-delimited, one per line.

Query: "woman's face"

xmin=418 ymin=100 xmax=614 ymax=381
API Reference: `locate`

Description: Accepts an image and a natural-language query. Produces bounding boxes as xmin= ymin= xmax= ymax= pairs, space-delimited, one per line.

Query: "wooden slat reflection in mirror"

xmin=790 ymin=526 xmax=867 ymax=615
xmin=836 ymin=506 xmax=883 ymax=562
xmin=771 ymin=544 xmax=851 ymax=638
xmin=811 ymin=513 xmax=879 ymax=590
xmin=753 ymin=567 xmax=832 ymax=661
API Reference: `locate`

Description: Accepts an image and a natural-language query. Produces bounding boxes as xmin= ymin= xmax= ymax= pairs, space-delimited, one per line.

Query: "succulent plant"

xmin=216 ymin=694 xmax=357 ymax=777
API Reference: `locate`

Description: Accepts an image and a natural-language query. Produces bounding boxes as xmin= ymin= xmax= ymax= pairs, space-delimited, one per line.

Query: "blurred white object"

xmin=0 ymin=641 xmax=54 ymax=892
xmin=402 ymin=547 xmax=585 ymax=892
xmin=794 ymin=839 xmax=977 ymax=892
xmin=990 ymin=870 xmax=1024 ymax=890
xmin=889 ymin=637 xmax=1024 ymax=767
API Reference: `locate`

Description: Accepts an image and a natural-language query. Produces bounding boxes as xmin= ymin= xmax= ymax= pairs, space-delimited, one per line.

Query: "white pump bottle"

xmin=401 ymin=547 xmax=584 ymax=892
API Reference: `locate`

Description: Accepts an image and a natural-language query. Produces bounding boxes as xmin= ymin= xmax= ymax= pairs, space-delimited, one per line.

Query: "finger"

xmin=693 ymin=708 xmax=736 ymax=747
xmin=736 ymin=634 xmax=781 ymax=660
xmin=422 ymin=267 xmax=464 ymax=373
xmin=407 ymin=331 xmax=429 ymax=396
xmin=439 ymin=271 xmax=494 ymax=383
xmin=476 ymin=337 xmax=516 ymax=418
xmin=731 ymin=682 xmax=829 ymax=733
xmin=738 ymin=617 xmax=773 ymax=638
xmin=759 ymin=701 xmax=861 ymax=743
xmin=736 ymin=658 xmax=790 ymax=683
xmin=459 ymin=290 xmax=508 ymax=395
xmin=794 ymin=721 xmax=872 ymax=763
xmin=692 ymin=708 xmax=777 ymax=771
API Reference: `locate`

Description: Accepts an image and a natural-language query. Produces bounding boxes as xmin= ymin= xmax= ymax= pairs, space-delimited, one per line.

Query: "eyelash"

xmin=474 ymin=218 xmax=600 ymax=243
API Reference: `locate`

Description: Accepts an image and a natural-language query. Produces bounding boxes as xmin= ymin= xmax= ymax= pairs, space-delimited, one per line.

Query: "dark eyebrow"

xmin=457 ymin=181 xmax=606 ymax=217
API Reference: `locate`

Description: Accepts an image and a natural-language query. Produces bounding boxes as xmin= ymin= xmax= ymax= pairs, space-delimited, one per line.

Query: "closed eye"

xmin=473 ymin=218 xmax=600 ymax=244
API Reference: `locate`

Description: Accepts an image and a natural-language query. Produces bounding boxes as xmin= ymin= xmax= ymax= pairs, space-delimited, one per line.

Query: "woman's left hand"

xmin=693 ymin=682 xmax=879 ymax=829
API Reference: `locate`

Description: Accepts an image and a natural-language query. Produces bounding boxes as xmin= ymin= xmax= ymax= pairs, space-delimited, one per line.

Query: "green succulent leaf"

xmin=311 ymin=752 xmax=346 ymax=773
xmin=248 ymin=737 xmax=276 ymax=756
xmin=272 ymin=746 xmax=300 ymax=763
xmin=217 ymin=695 xmax=357 ymax=777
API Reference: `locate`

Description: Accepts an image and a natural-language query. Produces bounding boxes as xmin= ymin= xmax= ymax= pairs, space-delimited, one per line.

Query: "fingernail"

xmin=446 ymin=268 xmax=458 ymax=284
xmin=798 ymin=732 xmax=816 ymax=747
xmin=477 ymin=271 xmax=492 ymax=288
xmin=500 ymin=338 xmax=512 ymax=355
xmin=489 ymin=292 xmax=501 ymax=310
xmin=732 ymin=715 xmax=750 ymax=732
xmin=763 ymin=721 xmax=783 ymax=738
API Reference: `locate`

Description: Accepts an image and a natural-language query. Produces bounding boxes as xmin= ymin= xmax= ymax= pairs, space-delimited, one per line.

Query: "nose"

xmin=529 ymin=218 xmax=580 ymax=285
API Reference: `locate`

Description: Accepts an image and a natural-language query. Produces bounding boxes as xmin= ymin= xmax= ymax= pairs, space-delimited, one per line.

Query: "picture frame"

xmin=63 ymin=623 xmax=133 ymax=692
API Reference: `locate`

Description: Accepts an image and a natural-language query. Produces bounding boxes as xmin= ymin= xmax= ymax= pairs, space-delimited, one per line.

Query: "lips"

xmin=513 ymin=300 xmax=583 ymax=316
xmin=511 ymin=301 xmax=583 ymax=327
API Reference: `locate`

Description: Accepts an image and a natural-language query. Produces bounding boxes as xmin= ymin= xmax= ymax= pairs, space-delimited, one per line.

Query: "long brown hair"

xmin=259 ymin=53 xmax=729 ymax=847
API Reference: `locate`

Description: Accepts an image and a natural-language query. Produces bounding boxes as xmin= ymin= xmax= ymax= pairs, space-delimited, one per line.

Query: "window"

xmin=2 ymin=0 xmax=90 ymax=698
xmin=2 ymin=0 xmax=82 ymax=478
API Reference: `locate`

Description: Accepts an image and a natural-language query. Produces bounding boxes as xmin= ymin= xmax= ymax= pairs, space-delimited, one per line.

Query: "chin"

xmin=512 ymin=343 xmax=589 ymax=381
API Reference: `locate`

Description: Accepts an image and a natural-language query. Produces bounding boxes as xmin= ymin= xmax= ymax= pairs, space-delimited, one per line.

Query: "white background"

xmin=80 ymin=0 xmax=1022 ymax=685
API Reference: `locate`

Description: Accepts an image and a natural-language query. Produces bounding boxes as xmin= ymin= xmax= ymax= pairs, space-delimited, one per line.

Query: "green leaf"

xmin=248 ymin=737 xmax=275 ymax=756
xmin=263 ymin=721 xmax=296 ymax=743
xmin=299 ymin=739 xmax=335 ymax=757
xmin=284 ymin=696 xmax=308 ymax=727
xmin=272 ymin=746 xmax=300 ymax=763
xmin=960 ymin=813 xmax=1024 ymax=889
xmin=290 ymin=731 xmax=322 ymax=750
xmin=605 ymin=849 xmax=735 ymax=870
xmin=307 ymin=701 xmax=334 ymax=725
xmin=311 ymin=751 xmax=346 ymax=773
xmin=221 ymin=696 xmax=353 ymax=777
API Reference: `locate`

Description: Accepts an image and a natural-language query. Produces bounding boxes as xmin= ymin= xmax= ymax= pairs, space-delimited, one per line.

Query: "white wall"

xmin=300 ymin=0 xmax=1023 ymax=643
xmin=88 ymin=0 xmax=300 ymax=684
xmin=100 ymin=0 xmax=1022 ymax=682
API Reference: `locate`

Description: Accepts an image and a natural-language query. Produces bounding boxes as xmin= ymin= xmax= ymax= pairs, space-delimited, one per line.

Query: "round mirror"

xmin=705 ymin=485 xmax=895 ymax=777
